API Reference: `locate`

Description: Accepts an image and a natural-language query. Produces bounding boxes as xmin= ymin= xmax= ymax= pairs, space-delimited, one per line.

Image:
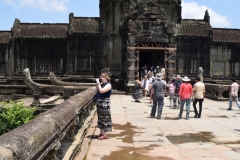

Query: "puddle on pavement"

xmin=101 ymin=145 xmax=174 ymax=160
xmin=166 ymin=132 xmax=214 ymax=144
xmin=107 ymin=123 xmax=144 ymax=143
xmin=208 ymin=115 xmax=228 ymax=118
xmin=235 ymin=113 xmax=240 ymax=115
xmin=167 ymin=131 xmax=240 ymax=146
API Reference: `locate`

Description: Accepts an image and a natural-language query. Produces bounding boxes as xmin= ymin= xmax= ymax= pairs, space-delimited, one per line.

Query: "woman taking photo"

xmin=95 ymin=73 xmax=112 ymax=140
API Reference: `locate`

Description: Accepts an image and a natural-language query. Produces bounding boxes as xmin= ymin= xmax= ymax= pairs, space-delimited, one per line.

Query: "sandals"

xmin=98 ymin=135 xmax=107 ymax=140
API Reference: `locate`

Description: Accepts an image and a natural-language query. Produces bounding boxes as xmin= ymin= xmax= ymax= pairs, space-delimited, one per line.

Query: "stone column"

xmin=7 ymin=39 xmax=14 ymax=77
xmin=5 ymin=48 xmax=8 ymax=76
xmin=126 ymin=34 xmax=137 ymax=93
xmin=167 ymin=47 xmax=176 ymax=80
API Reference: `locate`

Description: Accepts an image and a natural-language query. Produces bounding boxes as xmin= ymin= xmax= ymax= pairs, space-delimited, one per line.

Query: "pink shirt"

xmin=231 ymin=82 xmax=239 ymax=97
xmin=169 ymin=83 xmax=175 ymax=95
xmin=178 ymin=83 xmax=192 ymax=100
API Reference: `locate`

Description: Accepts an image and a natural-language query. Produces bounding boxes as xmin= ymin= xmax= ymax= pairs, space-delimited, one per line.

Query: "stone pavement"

xmin=75 ymin=95 xmax=240 ymax=160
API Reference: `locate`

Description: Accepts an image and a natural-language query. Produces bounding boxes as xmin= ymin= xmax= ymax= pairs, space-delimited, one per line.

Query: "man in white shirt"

xmin=227 ymin=78 xmax=240 ymax=110
xmin=192 ymin=76 xmax=205 ymax=118
xmin=160 ymin=65 xmax=165 ymax=77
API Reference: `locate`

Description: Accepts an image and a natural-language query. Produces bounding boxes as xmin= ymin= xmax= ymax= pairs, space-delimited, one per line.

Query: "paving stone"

xmin=220 ymin=150 xmax=240 ymax=160
xmin=80 ymin=95 xmax=240 ymax=160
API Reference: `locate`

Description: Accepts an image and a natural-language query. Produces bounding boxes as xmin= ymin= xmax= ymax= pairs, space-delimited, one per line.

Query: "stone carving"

xmin=49 ymin=71 xmax=95 ymax=86
xmin=198 ymin=67 xmax=204 ymax=82
xmin=23 ymin=68 xmax=89 ymax=102
xmin=122 ymin=0 xmax=177 ymax=38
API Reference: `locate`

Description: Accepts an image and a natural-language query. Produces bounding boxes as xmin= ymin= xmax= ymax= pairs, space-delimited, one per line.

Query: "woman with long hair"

xmin=95 ymin=73 xmax=112 ymax=140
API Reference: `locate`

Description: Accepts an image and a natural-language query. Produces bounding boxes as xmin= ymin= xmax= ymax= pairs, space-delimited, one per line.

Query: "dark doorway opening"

xmin=139 ymin=50 xmax=165 ymax=75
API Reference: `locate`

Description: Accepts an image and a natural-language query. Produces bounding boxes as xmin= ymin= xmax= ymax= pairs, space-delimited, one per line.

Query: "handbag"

xmin=93 ymin=93 xmax=98 ymax=102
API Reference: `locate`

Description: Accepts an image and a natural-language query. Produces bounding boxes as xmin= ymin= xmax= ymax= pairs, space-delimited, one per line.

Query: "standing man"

xmin=227 ymin=78 xmax=240 ymax=110
xmin=178 ymin=76 xmax=193 ymax=120
xmin=148 ymin=74 xmax=166 ymax=119
xmin=155 ymin=66 xmax=160 ymax=76
xmin=173 ymin=75 xmax=182 ymax=109
xmin=160 ymin=65 xmax=165 ymax=77
xmin=192 ymin=76 xmax=205 ymax=118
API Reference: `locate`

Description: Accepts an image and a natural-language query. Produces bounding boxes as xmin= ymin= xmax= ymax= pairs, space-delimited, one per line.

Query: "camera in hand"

xmin=99 ymin=78 xmax=102 ymax=82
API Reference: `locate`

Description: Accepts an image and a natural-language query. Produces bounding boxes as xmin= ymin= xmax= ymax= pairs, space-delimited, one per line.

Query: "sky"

xmin=0 ymin=0 xmax=240 ymax=31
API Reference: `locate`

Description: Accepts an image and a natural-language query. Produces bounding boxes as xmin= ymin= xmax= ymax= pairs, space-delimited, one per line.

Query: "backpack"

xmin=175 ymin=80 xmax=182 ymax=93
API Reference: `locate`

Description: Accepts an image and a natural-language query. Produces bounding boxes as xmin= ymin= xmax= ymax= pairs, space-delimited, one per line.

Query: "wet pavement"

xmin=74 ymin=95 xmax=240 ymax=160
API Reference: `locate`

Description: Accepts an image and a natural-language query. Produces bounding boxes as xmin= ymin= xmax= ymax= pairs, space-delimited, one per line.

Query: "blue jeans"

xmin=229 ymin=95 xmax=240 ymax=109
xmin=178 ymin=98 xmax=191 ymax=118
xmin=151 ymin=97 xmax=164 ymax=118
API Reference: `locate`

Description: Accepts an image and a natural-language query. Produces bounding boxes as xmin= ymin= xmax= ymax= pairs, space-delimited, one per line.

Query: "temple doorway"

xmin=139 ymin=50 xmax=165 ymax=75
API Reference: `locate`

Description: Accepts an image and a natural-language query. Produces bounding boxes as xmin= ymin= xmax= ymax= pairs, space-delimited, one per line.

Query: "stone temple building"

xmin=0 ymin=0 xmax=240 ymax=98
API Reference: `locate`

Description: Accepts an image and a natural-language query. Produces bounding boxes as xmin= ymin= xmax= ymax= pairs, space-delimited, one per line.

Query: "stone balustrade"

xmin=0 ymin=86 xmax=96 ymax=160
xmin=205 ymin=83 xmax=233 ymax=101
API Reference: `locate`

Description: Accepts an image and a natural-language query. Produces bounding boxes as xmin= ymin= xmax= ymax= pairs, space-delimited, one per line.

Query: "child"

xmin=142 ymin=75 xmax=149 ymax=97
xmin=169 ymin=79 xmax=175 ymax=107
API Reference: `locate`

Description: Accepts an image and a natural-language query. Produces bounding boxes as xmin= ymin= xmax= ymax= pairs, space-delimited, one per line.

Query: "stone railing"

xmin=0 ymin=87 xmax=96 ymax=160
xmin=205 ymin=83 xmax=231 ymax=101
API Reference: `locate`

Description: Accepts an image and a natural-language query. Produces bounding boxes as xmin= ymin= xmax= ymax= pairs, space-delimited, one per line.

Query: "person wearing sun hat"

xmin=177 ymin=76 xmax=193 ymax=120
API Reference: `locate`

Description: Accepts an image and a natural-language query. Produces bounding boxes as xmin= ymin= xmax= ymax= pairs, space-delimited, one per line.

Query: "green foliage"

xmin=0 ymin=101 xmax=37 ymax=135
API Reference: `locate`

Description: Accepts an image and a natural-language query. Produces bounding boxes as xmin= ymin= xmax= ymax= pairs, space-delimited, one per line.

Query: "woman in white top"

xmin=142 ymin=75 xmax=150 ymax=97
xmin=192 ymin=76 xmax=205 ymax=118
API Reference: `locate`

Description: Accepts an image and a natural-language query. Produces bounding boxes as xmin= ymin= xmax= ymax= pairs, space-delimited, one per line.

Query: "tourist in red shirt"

xmin=178 ymin=76 xmax=193 ymax=120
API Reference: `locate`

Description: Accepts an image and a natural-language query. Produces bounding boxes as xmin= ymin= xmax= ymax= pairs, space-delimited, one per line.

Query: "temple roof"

xmin=212 ymin=28 xmax=240 ymax=43
xmin=70 ymin=17 xmax=100 ymax=34
xmin=177 ymin=19 xmax=212 ymax=37
xmin=0 ymin=31 xmax=11 ymax=44
xmin=13 ymin=23 xmax=68 ymax=38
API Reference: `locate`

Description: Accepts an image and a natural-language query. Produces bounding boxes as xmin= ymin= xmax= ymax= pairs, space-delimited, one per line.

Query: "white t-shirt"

xmin=193 ymin=81 xmax=205 ymax=99
xmin=161 ymin=68 xmax=165 ymax=75
xmin=142 ymin=79 xmax=149 ymax=91
xmin=149 ymin=76 xmax=155 ymax=84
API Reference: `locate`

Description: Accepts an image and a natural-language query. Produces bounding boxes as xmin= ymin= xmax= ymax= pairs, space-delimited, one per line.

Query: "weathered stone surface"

xmin=23 ymin=68 xmax=88 ymax=95
xmin=49 ymin=71 xmax=96 ymax=86
xmin=0 ymin=115 xmax=59 ymax=160
xmin=0 ymin=86 xmax=96 ymax=160
xmin=0 ymin=146 xmax=13 ymax=160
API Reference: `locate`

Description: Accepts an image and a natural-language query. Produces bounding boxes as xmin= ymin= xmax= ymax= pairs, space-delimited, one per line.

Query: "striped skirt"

xmin=96 ymin=98 xmax=112 ymax=132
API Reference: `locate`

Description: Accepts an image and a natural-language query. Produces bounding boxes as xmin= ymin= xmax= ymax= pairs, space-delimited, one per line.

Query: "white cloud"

xmin=182 ymin=1 xmax=231 ymax=28
xmin=3 ymin=0 xmax=69 ymax=12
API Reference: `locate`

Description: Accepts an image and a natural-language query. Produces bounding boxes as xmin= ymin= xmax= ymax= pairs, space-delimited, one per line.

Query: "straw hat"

xmin=156 ymin=74 xmax=162 ymax=80
xmin=182 ymin=76 xmax=190 ymax=82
